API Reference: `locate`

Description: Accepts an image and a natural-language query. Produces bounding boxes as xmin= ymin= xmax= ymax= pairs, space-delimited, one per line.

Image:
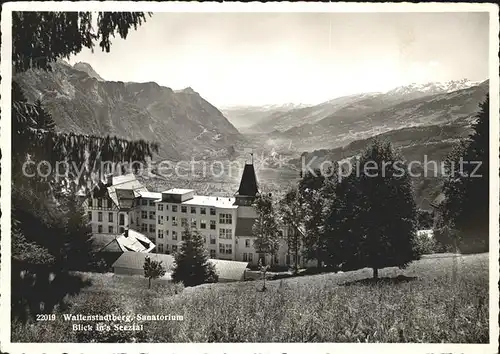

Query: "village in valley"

xmin=5 ymin=7 xmax=494 ymax=346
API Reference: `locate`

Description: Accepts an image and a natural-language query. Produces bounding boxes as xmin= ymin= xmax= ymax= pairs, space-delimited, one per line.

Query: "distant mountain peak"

xmin=385 ymin=78 xmax=480 ymax=96
xmin=176 ymin=86 xmax=197 ymax=94
xmin=73 ymin=62 xmax=104 ymax=81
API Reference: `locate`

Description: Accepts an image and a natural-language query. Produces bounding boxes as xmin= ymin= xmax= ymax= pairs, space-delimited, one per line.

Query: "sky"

xmin=69 ymin=12 xmax=490 ymax=107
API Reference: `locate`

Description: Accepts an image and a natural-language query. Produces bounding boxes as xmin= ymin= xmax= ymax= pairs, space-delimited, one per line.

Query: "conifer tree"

xmin=440 ymin=95 xmax=489 ymax=253
xmin=172 ymin=227 xmax=218 ymax=287
xmin=252 ymin=194 xmax=280 ymax=266
xmin=333 ymin=140 xmax=419 ymax=279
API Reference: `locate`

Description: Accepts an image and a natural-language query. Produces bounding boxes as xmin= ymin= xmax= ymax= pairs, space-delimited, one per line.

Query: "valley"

xmin=17 ymin=61 xmax=489 ymax=209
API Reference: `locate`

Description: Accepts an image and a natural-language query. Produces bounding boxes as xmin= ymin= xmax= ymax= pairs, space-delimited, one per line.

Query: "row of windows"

xmin=155 ymin=244 xmax=218 ymax=258
xmin=157 ymin=204 xmax=218 ymax=216
xmin=89 ymin=212 xmax=125 ymax=225
xmin=242 ymin=252 xmax=254 ymax=262
xmin=88 ymin=198 xmax=113 ymax=209
xmin=157 ymin=216 xmax=218 ymax=230
xmin=141 ymin=224 xmax=156 ymax=233
xmin=157 ymin=229 xmax=218 ymax=244
xmin=219 ymin=243 xmax=233 ymax=255
xmin=141 ymin=211 xmax=156 ymax=220
xmin=96 ymin=225 xmax=125 ymax=234
xmin=141 ymin=199 xmax=156 ymax=207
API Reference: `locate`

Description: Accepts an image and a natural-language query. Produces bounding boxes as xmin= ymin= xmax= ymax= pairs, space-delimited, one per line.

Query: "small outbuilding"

xmin=112 ymin=252 xmax=248 ymax=282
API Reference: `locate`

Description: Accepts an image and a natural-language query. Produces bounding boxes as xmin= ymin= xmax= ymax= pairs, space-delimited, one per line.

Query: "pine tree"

xmin=440 ymin=95 xmax=489 ymax=253
xmin=34 ymin=99 xmax=56 ymax=132
xmin=143 ymin=257 xmax=166 ymax=289
xmin=252 ymin=194 xmax=280 ymax=266
xmin=11 ymin=12 xmax=156 ymax=320
xmin=298 ymin=169 xmax=328 ymax=268
xmin=279 ymin=187 xmax=305 ymax=273
xmin=341 ymin=140 xmax=419 ymax=279
xmin=172 ymin=227 xmax=218 ymax=287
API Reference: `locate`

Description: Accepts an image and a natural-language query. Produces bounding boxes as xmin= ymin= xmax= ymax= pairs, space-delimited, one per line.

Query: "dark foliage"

xmin=172 ymin=227 xmax=218 ymax=287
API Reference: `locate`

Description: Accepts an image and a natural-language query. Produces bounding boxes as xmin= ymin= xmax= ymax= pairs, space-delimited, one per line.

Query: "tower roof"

xmin=236 ymin=163 xmax=259 ymax=197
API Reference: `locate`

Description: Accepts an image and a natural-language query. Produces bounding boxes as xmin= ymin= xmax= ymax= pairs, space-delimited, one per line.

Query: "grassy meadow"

xmin=12 ymin=253 xmax=489 ymax=343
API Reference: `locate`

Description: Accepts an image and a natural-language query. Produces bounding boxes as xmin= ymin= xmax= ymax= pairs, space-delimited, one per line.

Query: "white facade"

xmin=86 ymin=172 xmax=310 ymax=268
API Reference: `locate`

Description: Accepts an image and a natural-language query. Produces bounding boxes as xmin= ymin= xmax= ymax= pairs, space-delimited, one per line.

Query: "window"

xmin=200 ymin=220 xmax=207 ymax=229
xmin=219 ymin=213 xmax=232 ymax=224
xmin=166 ymin=215 xmax=169 ymax=221
xmin=119 ymin=214 xmax=125 ymax=225
xmin=149 ymin=224 xmax=155 ymax=233
xmin=108 ymin=226 xmax=114 ymax=233
xmin=98 ymin=199 xmax=102 ymax=208
xmin=245 ymin=239 xmax=251 ymax=248
xmin=219 ymin=243 xmax=232 ymax=255
xmin=172 ymin=245 xmax=178 ymax=252
xmin=191 ymin=218 xmax=197 ymax=228
xmin=200 ymin=207 xmax=206 ymax=215
xmin=172 ymin=205 xmax=178 ymax=212
xmin=88 ymin=198 xmax=93 ymax=207
xmin=210 ymin=207 xmax=216 ymax=216
xmin=210 ymin=220 xmax=216 ymax=230
xmin=158 ymin=230 xmax=164 ymax=239
xmin=181 ymin=206 xmax=187 ymax=213
xmin=87 ymin=212 xmax=92 ymax=221
xmin=142 ymin=199 xmax=148 ymax=206
xmin=158 ymin=244 xmax=164 ymax=253
xmin=286 ymin=254 xmax=290 ymax=265
xmin=141 ymin=223 xmax=147 ymax=232
xmin=158 ymin=215 xmax=164 ymax=225
xmin=98 ymin=212 xmax=103 ymax=222
xmin=141 ymin=211 xmax=147 ymax=219
xmin=98 ymin=225 xmax=103 ymax=233
xmin=210 ymin=235 xmax=216 ymax=245
xmin=107 ymin=199 xmax=112 ymax=208
xmin=191 ymin=207 xmax=196 ymax=214
xmin=210 ymin=249 xmax=216 ymax=258
xmin=248 ymin=253 xmax=253 ymax=262
xmin=172 ymin=216 xmax=178 ymax=227
xmin=149 ymin=211 xmax=155 ymax=220
xmin=108 ymin=212 xmax=113 ymax=222
xmin=181 ymin=218 xmax=188 ymax=227
xmin=172 ymin=231 xmax=178 ymax=240
xmin=219 ymin=228 xmax=232 ymax=240
xmin=274 ymin=254 xmax=279 ymax=264
xmin=119 ymin=227 xmax=125 ymax=233
xmin=165 ymin=230 xmax=169 ymax=238
xmin=158 ymin=204 xmax=164 ymax=211
xmin=149 ymin=200 xmax=155 ymax=207
xmin=243 ymin=253 xmax=248 ymax=261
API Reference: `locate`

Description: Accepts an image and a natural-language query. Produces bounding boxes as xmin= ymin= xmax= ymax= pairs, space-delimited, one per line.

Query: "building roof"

xmin=163 ymin=188 xmax=195 ymax=195
xmin=112 ymin=252 xmax=176 ymax=273
xmin=106 ymin=173 xmax=148 ymax=209
xmin=116 ymin=229 xmax=155 ymax=253
xmin=235 ymin=217 xmax=255 ymax=236
xmin=236 ymin=164 xmax=259 ymax=197
xmin=210 ymin=259 xmax=249 ymax=281
xmin=137 ymin=191 xmax=162 ymax=200
xmin=91 ymin=234 xmax=124 ymax=253
xmin=92 ymin=230 xmax=155 ymax=253
xmin=181 ymin=195 xmax=237 ymax=209
xmin=112 ymin=253 xmax=248 ymax=281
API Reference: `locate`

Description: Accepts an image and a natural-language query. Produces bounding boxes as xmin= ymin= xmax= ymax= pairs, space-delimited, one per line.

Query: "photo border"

xmin=1 ymin=2 xmax=498 ymax=353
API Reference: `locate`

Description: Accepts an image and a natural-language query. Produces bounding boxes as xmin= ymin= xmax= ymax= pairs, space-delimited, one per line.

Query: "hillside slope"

xmin=15 ymin=62 xmax=243 ymax=160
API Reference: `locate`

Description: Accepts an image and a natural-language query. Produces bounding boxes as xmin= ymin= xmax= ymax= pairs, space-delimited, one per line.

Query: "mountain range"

xmin=15 ymin=61 xmax=242 ymax=160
